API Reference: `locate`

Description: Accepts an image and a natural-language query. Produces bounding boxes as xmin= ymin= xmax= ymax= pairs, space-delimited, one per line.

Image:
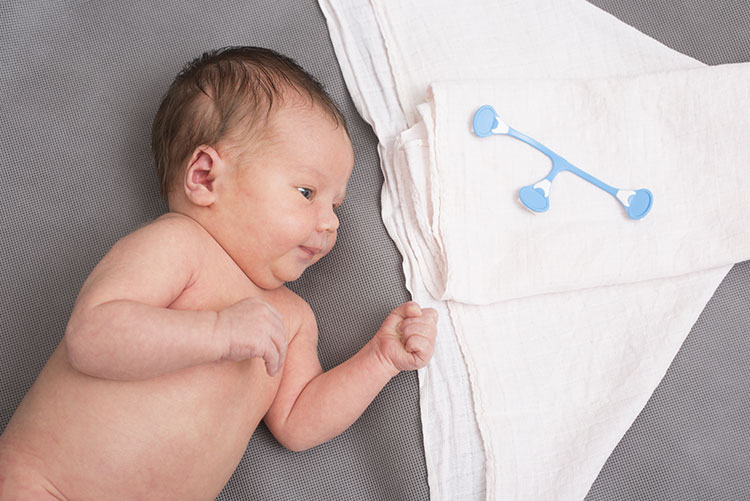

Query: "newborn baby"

xmin=0 ymin=46 xmax=437 ymax=499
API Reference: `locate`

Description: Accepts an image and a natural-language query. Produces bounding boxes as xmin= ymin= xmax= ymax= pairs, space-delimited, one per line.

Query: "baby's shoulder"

xmin=146 ymin=212 xmax=208 ymax=238
xmin=129 ymin=213 xmax=212 ymax=252
xmin=273 ymin=287 xmax=315 ymax=318
xmin=110 ymin=212 xmax=214 ymax=270
xmin=269 ymin=287 xmax=317 ymax=336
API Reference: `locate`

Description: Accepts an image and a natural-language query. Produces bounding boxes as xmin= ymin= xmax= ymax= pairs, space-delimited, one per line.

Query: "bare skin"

xmin=0 ymin=103 xmax=438 ymax=499
xmin=0 ymin=217 xmax=304 ymax=498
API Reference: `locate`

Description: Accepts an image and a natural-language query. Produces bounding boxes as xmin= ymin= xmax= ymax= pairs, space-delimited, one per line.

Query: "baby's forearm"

xmin=278 ymin=341 xmax=399 ymax=452
xmin=64 ymin=300 xmax=220 ymax=380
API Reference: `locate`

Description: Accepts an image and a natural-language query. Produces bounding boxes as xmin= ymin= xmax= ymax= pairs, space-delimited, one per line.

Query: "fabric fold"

xmin=318 ymin=0 xmax=749 ymax=499
xmin=443 ymin=267 xmax=728 ymax=499
xmin=409 ymin=65 xmax=750 ymax=304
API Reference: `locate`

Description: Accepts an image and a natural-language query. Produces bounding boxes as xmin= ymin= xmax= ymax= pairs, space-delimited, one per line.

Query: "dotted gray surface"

xmin=1 ymin=1 xmax=749 ymax=500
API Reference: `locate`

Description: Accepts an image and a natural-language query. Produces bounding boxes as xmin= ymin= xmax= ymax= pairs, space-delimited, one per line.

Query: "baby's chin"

xmin=266 ymin=266 xmax=312 ymax=289
xmin=253 ymin=250 xmax=333 ymax=288
xmin=243 ymin=268 xmax=291 ymax=290
xmin=284 ymin=260 xmax=326 ymax=284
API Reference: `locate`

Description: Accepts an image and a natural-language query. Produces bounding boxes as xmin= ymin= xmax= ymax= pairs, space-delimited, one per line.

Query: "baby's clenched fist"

xmin=373 ymin=301 xmax=438 ymax=373
xmin=214 ymin=297 xmax=287 ymax=377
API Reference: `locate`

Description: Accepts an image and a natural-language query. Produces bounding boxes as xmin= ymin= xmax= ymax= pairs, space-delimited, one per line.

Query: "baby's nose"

xmin=316 ymin=205 xmax=340 ymax=232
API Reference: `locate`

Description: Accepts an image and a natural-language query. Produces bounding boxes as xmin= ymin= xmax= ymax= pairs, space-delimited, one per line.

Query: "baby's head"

xmin=151 ymin=47 xmax=354 ymax=289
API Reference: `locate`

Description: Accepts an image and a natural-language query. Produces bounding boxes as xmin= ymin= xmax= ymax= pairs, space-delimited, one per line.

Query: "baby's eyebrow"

xmin=293 ymin=163 xmax=323 ymax=176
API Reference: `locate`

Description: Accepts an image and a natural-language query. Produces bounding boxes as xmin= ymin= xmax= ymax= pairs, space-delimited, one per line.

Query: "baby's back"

xmin=0 ymin=215 xmax=304 ymax=499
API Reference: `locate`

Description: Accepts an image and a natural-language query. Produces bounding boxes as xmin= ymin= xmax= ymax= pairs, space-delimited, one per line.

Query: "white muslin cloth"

xmin=411 ymin=67 xmax=750 ymax=304
xmin=319 ymin=0 xmax=749 ymax=499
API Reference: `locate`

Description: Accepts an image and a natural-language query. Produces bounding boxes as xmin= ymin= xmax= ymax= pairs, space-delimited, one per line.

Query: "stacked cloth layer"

xmin=319 ymin=0 xmax=750 ymax=499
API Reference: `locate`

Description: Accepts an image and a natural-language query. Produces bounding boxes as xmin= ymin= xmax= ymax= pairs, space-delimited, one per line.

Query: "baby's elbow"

xmin=63 ymin=319 xmax=97 ymax=375
xmin=63 ymin=325 xmax=86 ymax=371
xmin=270 ymin=425 xmax=316 ymax=453
xmin=278 ymin=436 xmax=314 ymax=453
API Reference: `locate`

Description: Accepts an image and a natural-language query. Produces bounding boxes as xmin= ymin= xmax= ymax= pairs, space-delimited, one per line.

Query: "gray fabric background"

xmin=0 ymin=0 xmax=747 ymax=499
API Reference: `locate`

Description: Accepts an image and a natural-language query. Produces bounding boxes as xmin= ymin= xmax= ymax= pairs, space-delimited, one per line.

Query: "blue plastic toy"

xmin=472 ymin=104 xmax=653 ymax=220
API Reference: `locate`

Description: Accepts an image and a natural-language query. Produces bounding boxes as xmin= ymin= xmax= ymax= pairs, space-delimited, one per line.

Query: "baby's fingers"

xmin=270 ymin=321 xmax=288 ymax=371
xmin=421 ymin=307 xmax=438 ymax=323
xmin=263 ymin=320 xmax=287 ymax=378
xmin=399 ymin=314 xmax=437 ymax=337
xmin=262 ymin=339 xmax=285 ymax=377
xmin=405 ymin=301 xmax=422 ymax=317
xmin=402 ymin=317 xmax=436 ymax=351
xmin=405 ymin=332 xmax=433 ymax=355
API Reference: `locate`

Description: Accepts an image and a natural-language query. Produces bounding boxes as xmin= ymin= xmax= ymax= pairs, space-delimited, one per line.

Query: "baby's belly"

xmin=5 ymin=343 xmax=277 ymax=500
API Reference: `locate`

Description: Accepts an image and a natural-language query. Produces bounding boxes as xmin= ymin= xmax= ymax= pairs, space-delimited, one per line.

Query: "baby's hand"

xmin=214 ymin=297 xmax=287 ymax=377
xmin=374 ymin=301 xmax=438 ymax=372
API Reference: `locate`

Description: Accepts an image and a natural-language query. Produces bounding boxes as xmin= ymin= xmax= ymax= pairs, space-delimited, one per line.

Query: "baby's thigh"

xmin=0 ymin=449 xmax=65 ymax=500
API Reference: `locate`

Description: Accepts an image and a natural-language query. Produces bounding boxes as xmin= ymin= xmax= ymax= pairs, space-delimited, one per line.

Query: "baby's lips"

xmin=299 ymin=245 xmax=319 ymax=256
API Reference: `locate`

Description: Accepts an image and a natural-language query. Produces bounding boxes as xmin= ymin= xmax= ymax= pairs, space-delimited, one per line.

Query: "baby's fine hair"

xmin=151 ymin=46 xmax=347 ymax=197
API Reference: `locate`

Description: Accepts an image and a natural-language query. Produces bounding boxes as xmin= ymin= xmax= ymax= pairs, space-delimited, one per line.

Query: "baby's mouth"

xmin=298 ymin=246 xmax=319 ymax=258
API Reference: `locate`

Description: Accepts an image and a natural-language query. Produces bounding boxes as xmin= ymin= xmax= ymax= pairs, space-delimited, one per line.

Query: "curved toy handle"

xmin=472 ymin=104 xmax=654 ymax=220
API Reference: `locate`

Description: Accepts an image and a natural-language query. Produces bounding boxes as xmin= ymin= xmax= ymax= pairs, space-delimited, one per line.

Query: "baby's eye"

xmin=297 ymin=187 xmax=314 ymax=200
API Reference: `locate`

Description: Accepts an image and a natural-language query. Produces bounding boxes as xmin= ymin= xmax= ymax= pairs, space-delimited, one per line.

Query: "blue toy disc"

xmin=519 ymin=185 xmax=549 ymax=213
xmin=473 ymin=105 xmax=499 ymax=138
xmin=626 ymin=189 xmax=653 ymax=220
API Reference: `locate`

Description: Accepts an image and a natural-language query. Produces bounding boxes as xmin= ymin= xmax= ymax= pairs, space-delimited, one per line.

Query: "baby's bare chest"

xmin=9 ymin=252 xmax=303 ymax=497
xmin=171 ymin=251 xmax=300 ymax=330
xmin=173 ymin=255 xmax=259 ymax=310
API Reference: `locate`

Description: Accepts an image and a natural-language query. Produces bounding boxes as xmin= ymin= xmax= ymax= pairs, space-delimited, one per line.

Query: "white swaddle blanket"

xmin=410 ymin=68 xmax=750 ymax=305
xmin=319 ymin=0 xmax=750 ymax=499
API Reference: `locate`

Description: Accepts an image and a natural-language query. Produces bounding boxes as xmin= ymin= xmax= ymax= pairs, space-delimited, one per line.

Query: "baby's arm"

xmin=64 ymin=215 xmax=286 ymax=380
xmin=264 ymin=300 xmax=437 ymax=452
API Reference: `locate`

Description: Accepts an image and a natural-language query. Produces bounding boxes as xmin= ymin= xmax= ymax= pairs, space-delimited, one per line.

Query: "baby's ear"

xmin=183 ymin=145 xmax=222 ymax=207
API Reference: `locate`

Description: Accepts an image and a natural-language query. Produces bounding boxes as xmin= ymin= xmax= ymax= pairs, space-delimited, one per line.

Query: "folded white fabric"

xmin=319 ymin=0 xmax=748 ymax=499
xmin=409 ymin=66 xmax=750 ymax=304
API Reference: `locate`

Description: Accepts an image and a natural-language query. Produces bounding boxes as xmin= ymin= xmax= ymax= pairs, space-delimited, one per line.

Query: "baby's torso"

xmin=0 ymin=222 xmax=304 ymax=500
